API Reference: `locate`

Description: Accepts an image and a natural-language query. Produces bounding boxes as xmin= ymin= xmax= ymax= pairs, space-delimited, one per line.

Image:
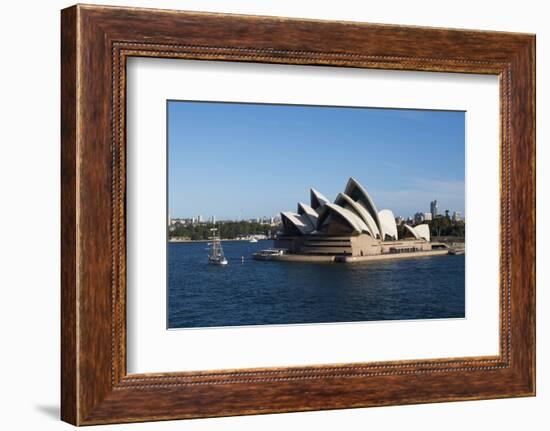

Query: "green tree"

xmin=169 ymin=221 xmax=279 ymax=240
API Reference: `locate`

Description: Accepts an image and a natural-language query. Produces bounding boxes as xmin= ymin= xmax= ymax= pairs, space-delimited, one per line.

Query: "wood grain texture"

xmin=60 ymin=4 xmax=536 ymax=425
xmin=60 ymin=5 xmax=78 ymax=425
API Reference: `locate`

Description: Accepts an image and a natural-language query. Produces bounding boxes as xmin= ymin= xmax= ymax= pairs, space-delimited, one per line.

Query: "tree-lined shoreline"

xmin=169 ymin=220 xmax=277 ymax=241
xmin=169 ymin=216 xmax=465 ymax=242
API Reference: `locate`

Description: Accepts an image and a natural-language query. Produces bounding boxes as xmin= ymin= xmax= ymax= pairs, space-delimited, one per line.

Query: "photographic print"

xmin=60 ymin=7 xmax=536 ymax=423
xmin=167 ymin=101 xmax=466 ymax=329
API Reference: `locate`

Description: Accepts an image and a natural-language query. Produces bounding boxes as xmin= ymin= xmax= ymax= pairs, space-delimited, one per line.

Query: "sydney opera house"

xmin=273 ymin=178 xmax=436 ymax=260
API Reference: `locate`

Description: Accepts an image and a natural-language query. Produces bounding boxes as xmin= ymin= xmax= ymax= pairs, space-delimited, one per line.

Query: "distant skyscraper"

xmin=197 ymin=214 xmax=203 ymax=223
xmin=452 ymin=211 xmax=462 ymax=222
xmin=210 ymin=215 xmax=216 ymax=224
xmin=423 ymin=212 xmax=433 ymax=221
xmin=430 ymin=200 xmax=439 ymax=219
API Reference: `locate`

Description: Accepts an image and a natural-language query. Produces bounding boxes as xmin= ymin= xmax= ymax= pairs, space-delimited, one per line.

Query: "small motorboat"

xmin=253 ymin=249 xmax=285 ymax=260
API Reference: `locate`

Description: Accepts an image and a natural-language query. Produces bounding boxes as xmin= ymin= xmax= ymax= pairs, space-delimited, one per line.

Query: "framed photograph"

xmin=61 ymin=4 xmax=536 ymax=425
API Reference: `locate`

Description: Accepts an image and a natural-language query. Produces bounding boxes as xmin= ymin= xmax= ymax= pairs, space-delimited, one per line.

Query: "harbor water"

xmin=168 ymin=240 xmax=465 ymax=329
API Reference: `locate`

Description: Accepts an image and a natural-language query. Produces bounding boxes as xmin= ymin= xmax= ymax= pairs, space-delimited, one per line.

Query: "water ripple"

xmin=168 ymin=241 xmax=465 ymax=328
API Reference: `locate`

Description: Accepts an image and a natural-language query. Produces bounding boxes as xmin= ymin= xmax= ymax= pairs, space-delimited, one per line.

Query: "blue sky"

xmin=168 ymin=101 xmax=465 ymax=220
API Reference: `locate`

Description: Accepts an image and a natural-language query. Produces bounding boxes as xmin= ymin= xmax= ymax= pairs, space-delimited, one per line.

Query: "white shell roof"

xmin=280 ymin=178 xmax=409 ymax=240
xmin=297 ymin=202 xmax=319 ymax=230
xmin=281 ymin=211 xmax=315 ymax=235
xmin=378 ymin=209 xmax=398 ymax=240
xmin=310 ymin=188 xmax=330 ymax=210
xmin=404 ymin=224 xmax=420 ymax=239
xmin=404 ymin=224 xmax=430 ymax=242
xmin=334 ymin=193 xmax=379 ymax=238
xmin=318 ymin=203 xmax=370 ymax=234
xmin=413 ymin=224 xmax=430 ymax=242
xmin=344 ymin=177 xmax=383 ymax=234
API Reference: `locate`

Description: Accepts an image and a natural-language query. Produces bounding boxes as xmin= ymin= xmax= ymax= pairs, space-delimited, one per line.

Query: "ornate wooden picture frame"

xmin=61 ymin=4 xmax=535 ymax=425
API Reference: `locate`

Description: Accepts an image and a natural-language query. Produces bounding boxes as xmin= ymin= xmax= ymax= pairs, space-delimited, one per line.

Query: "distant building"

xmin=395 ymin=216 xmax=404 ymax=225
xmin=197 ymin=215 xmax=203 ymax=223
xmin=414 ymin=212 xmax=424 ymax=223
xmin=430 ymin=200 xmax=439 ymax=219
xmin=210 ymin=215 xmax=216 ymax=224
xmin=452 ymin=211 xmax=462 ymax=222
xmin=423 ymin=212 xmax=433 ymax=221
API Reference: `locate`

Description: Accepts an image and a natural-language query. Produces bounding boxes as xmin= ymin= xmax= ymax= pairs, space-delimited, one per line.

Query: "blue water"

xmin=168 ymin=241 xmax=465 ymax=328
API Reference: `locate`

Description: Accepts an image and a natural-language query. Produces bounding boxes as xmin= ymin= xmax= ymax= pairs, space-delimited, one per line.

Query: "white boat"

xmin=207 ymin=228 xmax=228 ymax=265
xmin=253 ymin=249 xmax=286 ymax=260
xmin=249 ymin=237 xmax=258 ymax=243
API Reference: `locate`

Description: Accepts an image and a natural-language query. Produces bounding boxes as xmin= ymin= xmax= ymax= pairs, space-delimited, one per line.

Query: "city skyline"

xmin=168 ymin=101 xmax=465 ymax=219
xmin=170 ymin=198 xmax=463 ymax=224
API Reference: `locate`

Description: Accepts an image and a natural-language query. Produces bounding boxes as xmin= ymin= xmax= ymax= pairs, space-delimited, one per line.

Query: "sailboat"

xmin=207 ymin=228 xmax=228 ymax=265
